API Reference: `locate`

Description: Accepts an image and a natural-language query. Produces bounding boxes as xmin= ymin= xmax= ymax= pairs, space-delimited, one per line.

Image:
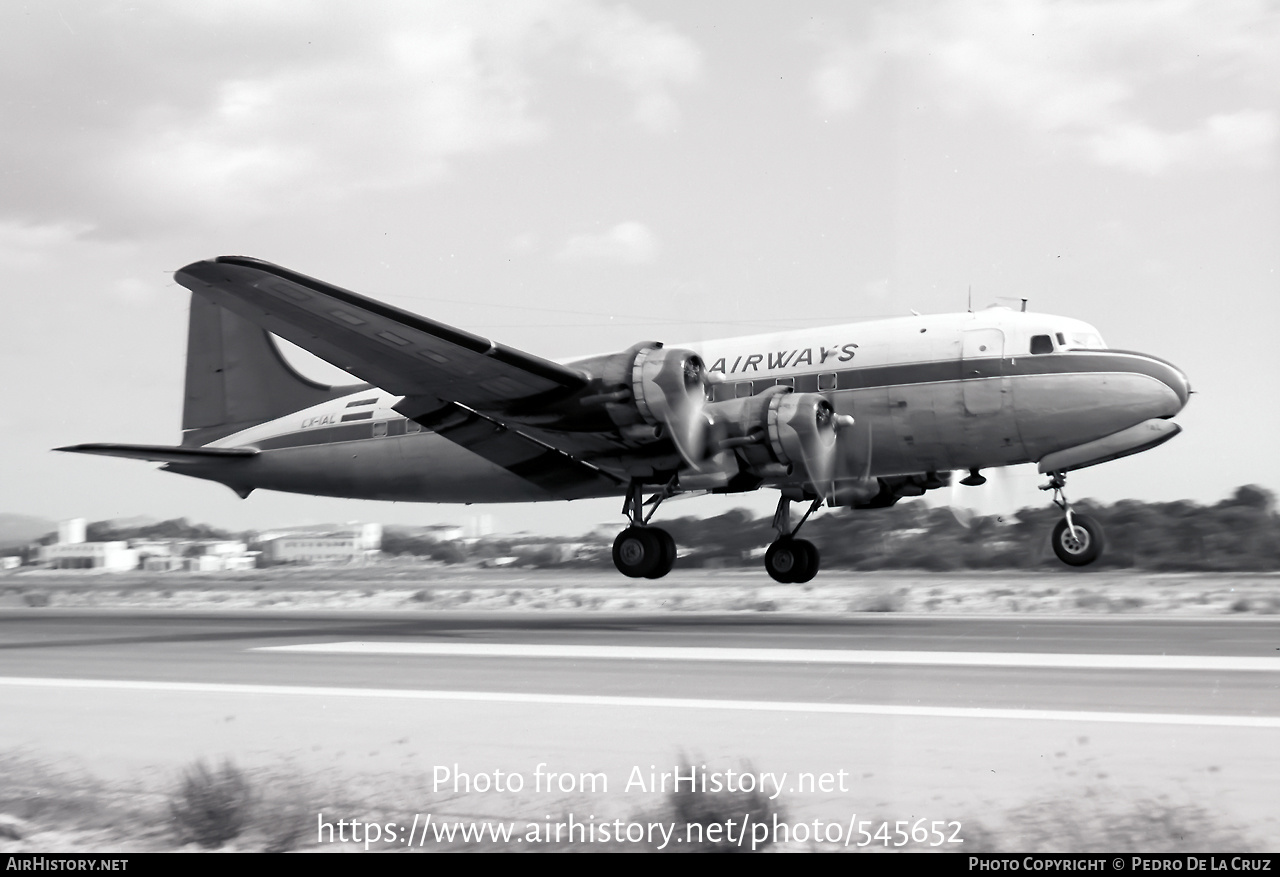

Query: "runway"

xmin=2 ymin=610 xmax=1278 ymax=847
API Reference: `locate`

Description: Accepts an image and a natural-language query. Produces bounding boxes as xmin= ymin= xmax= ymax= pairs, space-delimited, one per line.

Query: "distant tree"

xmin=430 ymin=542 xmax=467 ymax=564
xmin=380 ymin=530 xmax=438 ymax=556
xmin=518 ymin=545 xmax=562 ymax=567
xmin=1224 ymin=484 xmax=1275 ymax=513
xmin=85 ymin=518 xmax=236 ymax=543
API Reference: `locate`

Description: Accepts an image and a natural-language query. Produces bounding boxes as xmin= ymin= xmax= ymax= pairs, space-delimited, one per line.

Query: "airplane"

xmin=58 ymin=256 xmax=1191 ymax=582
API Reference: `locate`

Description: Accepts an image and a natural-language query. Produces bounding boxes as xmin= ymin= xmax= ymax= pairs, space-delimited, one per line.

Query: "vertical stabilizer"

xmin=182 ymin=293 xmax=368 ymax=446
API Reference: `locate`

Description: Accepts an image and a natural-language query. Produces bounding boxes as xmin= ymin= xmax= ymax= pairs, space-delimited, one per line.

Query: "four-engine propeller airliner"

xmin=59 ymin=257 xmax=1190 ymax=581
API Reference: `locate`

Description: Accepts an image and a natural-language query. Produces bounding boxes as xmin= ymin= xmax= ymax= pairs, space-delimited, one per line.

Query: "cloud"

xmin=0 ymin=1 xmax=703 ymax=229
xmin=863 ymin=278 xmax=891 ymax=301
xmin=0 ymin=220 xmax=96 ymax=270
xmin=807 ymin=0 xmax=1279 ymax=174
xmin=113 ymin=26 xmax=549 ymax=218
xmin=0 ymin=220 xmax=154 ymax=310
xmin=1089 ymin=110 xmax=1279 ymax=174
xmin=510 ymin=232 xmax=540 ymax=255
xmin=556 ymin=221 xmax=659 ymax=264
xmin=566 ymin=3 xmax=702 ymax=132
xmin=109 ymin=277 xmax=159 ymax=305
xmin=811 ymin=43 xmax=877 ymax=116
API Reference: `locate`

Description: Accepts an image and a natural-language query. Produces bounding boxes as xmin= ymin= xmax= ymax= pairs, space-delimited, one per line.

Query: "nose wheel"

xmin=1041 ymin=472 xmax=1105 ymax=566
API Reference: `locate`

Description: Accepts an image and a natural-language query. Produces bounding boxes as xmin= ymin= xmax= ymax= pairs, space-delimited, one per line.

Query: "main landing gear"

xmin=764 ymin=494 xmax=823 ymax=583
xmin=1040 ymin=471 xmax=1105 ymax=566
xmin=612 ymin=480 xmax=677 ymax=579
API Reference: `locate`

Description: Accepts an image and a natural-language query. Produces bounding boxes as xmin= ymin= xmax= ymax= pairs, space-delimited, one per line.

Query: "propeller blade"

xmin=636 ymin=348 xmax=709 ymax=470
xmin=947 ymin=470 xmax=976 ymax=529
xmin=774 ymin=394 xmax=839 ymax=500
xmin=942 ymin=464 xmax=1027 ymax=527
xmin=861 ymin=423 xmax=873 ymax=480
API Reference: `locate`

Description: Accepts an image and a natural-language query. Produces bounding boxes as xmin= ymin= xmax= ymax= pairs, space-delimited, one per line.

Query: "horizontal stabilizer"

xmin=55 ymin=443 xmax=259 ymax=464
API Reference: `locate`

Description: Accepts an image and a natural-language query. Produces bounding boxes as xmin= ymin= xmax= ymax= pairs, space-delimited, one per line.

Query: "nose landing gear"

xmin=764 ymin=494 xmax=822 ymax=583
xmin=1040 ymin=472 xmax=1105 ymax=566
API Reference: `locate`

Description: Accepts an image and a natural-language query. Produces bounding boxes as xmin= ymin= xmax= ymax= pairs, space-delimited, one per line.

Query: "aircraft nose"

xmin=1165 ymin=363 xmax=1191 ymax=411
xmin=1175 ymin=369 xmax=1191 ymax=409
xmin=1142 ymin=354 xmax=1190 ymax=414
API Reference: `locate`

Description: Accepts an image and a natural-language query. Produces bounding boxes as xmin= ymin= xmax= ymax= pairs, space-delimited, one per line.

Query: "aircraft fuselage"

xmin=166 ymin=308 xmax=1189 ymax=503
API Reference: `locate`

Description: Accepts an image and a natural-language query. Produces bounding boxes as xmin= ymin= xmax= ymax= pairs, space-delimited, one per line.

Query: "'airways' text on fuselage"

xmin=708 ymin=343 xmax=858 ymax=375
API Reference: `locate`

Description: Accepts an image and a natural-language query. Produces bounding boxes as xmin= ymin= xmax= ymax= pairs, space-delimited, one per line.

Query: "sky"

xmin=2 ymin=0 xmax=1277 ymax=537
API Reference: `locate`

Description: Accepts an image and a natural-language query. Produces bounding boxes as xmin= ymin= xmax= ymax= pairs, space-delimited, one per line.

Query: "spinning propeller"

xmin=938 ymin=463 xmax=1028 ymax=527
xmin=631 ymin=346 xmax=710 ymax=471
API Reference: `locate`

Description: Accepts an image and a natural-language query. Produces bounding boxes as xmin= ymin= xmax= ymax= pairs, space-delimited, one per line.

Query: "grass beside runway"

xmin=1 ymin=566 xmax=1279 ymax=616
xmin=0 ymin=749 xmax=1262 ymax=853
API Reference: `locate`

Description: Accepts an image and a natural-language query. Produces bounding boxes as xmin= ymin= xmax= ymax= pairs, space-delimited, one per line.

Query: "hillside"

xmin=0 ymin=514 xmax=56 ymax=549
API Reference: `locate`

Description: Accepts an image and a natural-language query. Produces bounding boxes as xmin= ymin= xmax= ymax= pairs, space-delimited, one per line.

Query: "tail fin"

xmin=182 ymin=293 xmax=368 ymax=446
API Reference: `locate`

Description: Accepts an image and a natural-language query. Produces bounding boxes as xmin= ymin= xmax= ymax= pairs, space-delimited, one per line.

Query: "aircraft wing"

xmin=409 ymin=401 xmax=626 ymax=495
xmin=174 ymin=257 xmax=588 ymax=412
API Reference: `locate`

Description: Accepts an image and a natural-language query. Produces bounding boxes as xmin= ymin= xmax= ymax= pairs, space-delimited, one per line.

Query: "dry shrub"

xmin=967 ymin=791 xmax=1255 ymax=853
xmin=169 ymin=759 xmax=254 ymax=848
xmin=660 ymin=758 xmax=783 ymax=853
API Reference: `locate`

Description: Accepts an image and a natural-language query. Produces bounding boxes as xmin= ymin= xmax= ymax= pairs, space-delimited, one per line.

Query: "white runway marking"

xmin=253 ymin=641 xmax=1280 ymax=672
xmin=1 ymin=676 xmax=1277 ymax=728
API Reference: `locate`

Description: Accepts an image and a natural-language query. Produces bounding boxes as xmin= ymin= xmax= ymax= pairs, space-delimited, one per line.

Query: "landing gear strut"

xmin=612 ymin=480 xmax=677 ymax=579
xmin=764 ymin=494 xmax=823 ymax=583
xmin=1040 ymin=471 xmax=1104 ymax=566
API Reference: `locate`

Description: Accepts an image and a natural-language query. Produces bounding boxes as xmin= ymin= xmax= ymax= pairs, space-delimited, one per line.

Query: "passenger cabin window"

xmin=1030 ymin=334 xmax=1054 ymax=354
xmin=818 ymin=373 xmax=837 ymax=391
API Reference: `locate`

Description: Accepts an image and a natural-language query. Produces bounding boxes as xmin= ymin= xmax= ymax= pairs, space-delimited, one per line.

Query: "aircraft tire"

xmin=1051 ymin=515 xmax=1104 ymax=566
xmin=791 ymin=539 xmax=820 ymax=583
xmin=765 ymin=537 xmax=813 ymax=583
xmin=613 ymin=527 xmax=663 ymax=578
xmin=644 ymin=528 xmax=677 ymax=579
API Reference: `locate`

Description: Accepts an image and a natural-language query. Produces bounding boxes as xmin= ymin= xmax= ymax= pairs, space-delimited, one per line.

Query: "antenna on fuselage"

xmin=967 ymin=285 xmax=972 ymax=313
xmin=1021 ymin=298 xmax=1028 ymax=312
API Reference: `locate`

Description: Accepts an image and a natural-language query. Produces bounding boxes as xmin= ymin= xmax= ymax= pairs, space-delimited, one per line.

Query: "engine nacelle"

xmin=831 ymin=473 xmax=946 ymax=509
xmin=828 ymin=477 xmax=884 ymax=507
xmin=702 ymin=386 xmax=839 ymax=490
xmin=573 ymin=342 xmax=709 ymax=468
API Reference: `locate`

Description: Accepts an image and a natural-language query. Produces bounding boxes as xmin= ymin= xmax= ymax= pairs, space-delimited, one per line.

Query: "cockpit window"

xmin=1030 ymin=334 xmax=1054 ymax=354
xmin=1056 ymin=332 xmax=1066 ymax=346
xmin=1065 ymin=332 xmax=1105 ymax=349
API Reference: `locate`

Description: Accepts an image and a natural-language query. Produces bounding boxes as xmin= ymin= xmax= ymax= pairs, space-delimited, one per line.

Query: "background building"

xmin=258 ymin=523 xmax=381 ymax=566
xmin=57 ymin=518 xmax=86 ymax=545
xmin=40 ymin=541 xmax=138 ymax=571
